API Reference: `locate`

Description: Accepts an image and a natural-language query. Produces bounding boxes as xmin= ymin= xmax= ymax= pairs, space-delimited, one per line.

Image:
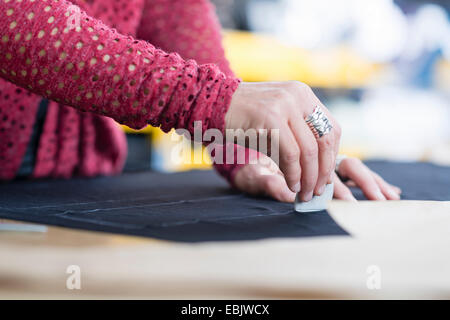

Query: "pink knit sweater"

xmin=0 ymin=0 xmax=245 ymax=181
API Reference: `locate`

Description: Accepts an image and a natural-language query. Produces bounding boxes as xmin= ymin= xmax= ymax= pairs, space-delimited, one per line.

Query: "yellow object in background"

xmin=152 ymin=129 xmax=212 ymax=172
xmin=122 ymin=125 xmax=211 ymax=172
xmin=436 ymin=59 xmax=450 ymax=93
xmin=122 ymin=31 xmax=385 ymax=172
xmin=223 ymin=30 xmax=383 ymax=88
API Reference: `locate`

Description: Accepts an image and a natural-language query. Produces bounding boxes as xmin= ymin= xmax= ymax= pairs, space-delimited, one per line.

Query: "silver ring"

xmin=305 ymin=106 xmax=333 ymax=138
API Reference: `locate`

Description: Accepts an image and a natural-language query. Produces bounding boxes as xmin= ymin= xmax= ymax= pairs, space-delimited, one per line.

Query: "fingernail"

xmin=302 ymin=191 xmax=313 ymax=202
xmin=375 ymin=190 xmax=386 ymax=201
xmin=387 ymin=188 xmax=400 ymax=200
xmin=285 ymin=191 xmax=296 ymax=203
xmin=317 ymin=185 xmax=326 ymax=195
xmin=292 ymin=182 xmax=301 ymax=193
xmin=391 ymin=185 xmax=402 ymax=194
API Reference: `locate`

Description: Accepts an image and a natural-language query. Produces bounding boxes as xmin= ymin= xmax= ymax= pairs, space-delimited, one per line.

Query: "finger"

xmin=261 ymin=174 xmax=296 ymax=203
xmin=233 ymin=165 xmax=261 ymax=195
xmin=325 ymin=110 xmax=341 ymax=162
xmin=255 ymin=152 xmax=283 ymax=176
xmin=305 ymin=89 xmax=341 ymax=169
xmin=289 ymin=120 xmax=319 ymax=202
xmin=333 ymin=173 xmax=357 ymax=202
xmin=339 ymin=159 xmax=386 ymax=200
xmin=314 ymin=133 xmax=335 ymax=196
xmin=235 ymin=155 xmax=296 ymax=202
xmin=390 ymin=185 xmax=402 ymax=194
xmin=372 ymin=172 xmax=401 ymax=200
xmin=278 ymin=124 xmax=302 ymax=193
xmin=371 ymin=171 xmax=402 ymax=194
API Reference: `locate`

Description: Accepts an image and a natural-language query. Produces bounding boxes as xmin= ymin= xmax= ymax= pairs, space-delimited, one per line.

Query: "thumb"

xmin=259 ymin=173 xmax=296 ymax=203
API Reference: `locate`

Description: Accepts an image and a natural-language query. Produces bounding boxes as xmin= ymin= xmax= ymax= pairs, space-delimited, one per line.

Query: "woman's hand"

xmin=334 ymin=157 xmax=401 ymax=201
xmin=233 ymin=154 xmax=297 ymax=203
xmin=233 ymin=154 xmax=402 ymax=202
xmin=226 ymin=81 xmax=341 ymax=202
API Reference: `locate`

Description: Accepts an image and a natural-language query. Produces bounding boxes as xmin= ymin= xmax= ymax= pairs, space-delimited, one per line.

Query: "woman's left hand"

xmin=233 ymin=154 xmax=402 ymax=203
xmin=334 ymin=157 xmax=401 ymax=201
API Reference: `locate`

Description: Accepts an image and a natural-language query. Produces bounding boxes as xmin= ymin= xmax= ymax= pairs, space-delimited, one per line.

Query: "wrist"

xmin=224 ymin=81 xmax=252 ymax=131
xmin=209 ymin=77 xmax=241 ymax=133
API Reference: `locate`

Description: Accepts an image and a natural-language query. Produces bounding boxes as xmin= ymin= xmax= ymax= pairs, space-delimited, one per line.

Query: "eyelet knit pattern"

xmin=137 ymin=0 xmax=251 ymax=184
xmin=0 ymin=0 xmax=244 ymax=182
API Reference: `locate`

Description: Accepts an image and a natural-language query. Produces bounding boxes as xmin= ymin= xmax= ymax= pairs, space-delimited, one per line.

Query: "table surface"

xmin=1 ymin=201 xmax=449 ymax=299
xmin=1 ymin=161 xmax=449 ymax=299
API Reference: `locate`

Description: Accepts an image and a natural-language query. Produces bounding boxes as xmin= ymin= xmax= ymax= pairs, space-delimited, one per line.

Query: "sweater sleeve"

xmin=0 ymin=0 xmax=239 ymax=135
xmin=137 ymin=0 xmax=258 ymax=184
xmin=137 ymin=0 xmax=235 ymax=78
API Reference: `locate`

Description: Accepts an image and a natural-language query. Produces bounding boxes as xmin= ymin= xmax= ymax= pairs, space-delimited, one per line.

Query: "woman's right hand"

xmin=232 ymin=153 xmax=401 ymax=203
xmin=225 ymin=81 xmax=341 ymax=202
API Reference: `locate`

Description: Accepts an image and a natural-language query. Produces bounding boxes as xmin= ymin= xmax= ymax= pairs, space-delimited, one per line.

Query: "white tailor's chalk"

xmin=0 ymin=223 xmax=48 ymax=233
xmin=294 ymin=183 xmax=334 ymax=213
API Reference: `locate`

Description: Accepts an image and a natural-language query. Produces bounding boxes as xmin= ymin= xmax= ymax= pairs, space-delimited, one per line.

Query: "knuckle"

xmin=265 ymin=108 xmax=282 ymax=121
xmin=320 ymin=164 xmax=333 ymax=177
xmin=303 ymin=179 xmax=316 ymax=191
xmin=361 ymin=181 xmax=374 ymax=192
xmin=283 ymin=150 xmax=300 ymax=164
xmin=319 ymin=136 xmax=334 ymax=149
xmin=264 ymin=100 xmax=290 ymax=118
xmin=289 ymin=80 xmax=309 ymax=91
xmin=302 ymin=144 xmax=318 ymax=158
xmin=270 ymin=90 xmax=284 ymax=101
xmin=343 ymin=157 xmax=361 ymax=171
xmin=260 ymin=108 xmax=282 ymax=125
xmin=273 ymin=88 xmax=291 ymax=101
xmin=348 ymin=157 xmax=361 ymax=165
xmin=283 ymin=81 xmax=312 ymax=100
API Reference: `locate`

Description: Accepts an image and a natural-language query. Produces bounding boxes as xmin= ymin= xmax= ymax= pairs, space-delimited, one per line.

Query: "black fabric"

xmin=17 ymin=99 xmax=48 ymax=178
xmin=1 ymin=161 xmax=449 ymax=242
xmin=352 ymin=161 xmax=450 ymax=201
xmin=122 ymin=134 xmax=153 ymax=173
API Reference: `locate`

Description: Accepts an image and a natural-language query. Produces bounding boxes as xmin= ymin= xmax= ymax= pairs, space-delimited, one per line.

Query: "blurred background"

xmin=123 ymin=0 xmax=450 ymax=173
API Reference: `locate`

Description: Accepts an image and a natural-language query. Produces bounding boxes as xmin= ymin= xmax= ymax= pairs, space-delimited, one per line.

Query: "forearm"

xmin=0 ymin=0 xmax=239 ymax=134
xmin=137 ymin=0 xmax=258 ymax=184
